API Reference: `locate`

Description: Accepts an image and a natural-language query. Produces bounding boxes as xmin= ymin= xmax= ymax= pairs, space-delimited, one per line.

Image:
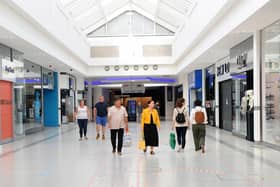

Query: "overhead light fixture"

xmin=97 ymin=84 xmax=122 ymax=88
xmin=144 ymin=83 xmax=168 ymax=87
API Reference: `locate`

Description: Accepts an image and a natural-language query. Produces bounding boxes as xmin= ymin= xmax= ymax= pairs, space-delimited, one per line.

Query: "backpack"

xmin=175 ymin=108 xmax=186 ymax=124
xmin=195 ymin=109 xmax=205 ymax=124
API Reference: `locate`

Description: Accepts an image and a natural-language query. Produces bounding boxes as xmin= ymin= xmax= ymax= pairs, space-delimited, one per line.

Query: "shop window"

xmin=262 ymin=20 xmax=280 ymax=146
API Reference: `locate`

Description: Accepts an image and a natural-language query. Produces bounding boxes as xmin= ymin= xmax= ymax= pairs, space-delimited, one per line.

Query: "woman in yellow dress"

xmin=141 ymin=100 xmax=160 ymax=155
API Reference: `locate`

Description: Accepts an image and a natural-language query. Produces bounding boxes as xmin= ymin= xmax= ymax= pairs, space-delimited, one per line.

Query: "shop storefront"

xmin=230 ymin=37 xmax=254 ymax=141
xmin=262 ymin=20 xmax=280 ymax=146
xmin=188 ymin=70 xmax=202 ymax=112
xmin=205 ymin=65 xmax=216 ymax=126
xmin=217 ymin=37 xmax=254 ymax=141
xmin=0 ymin=44 xmax=14 ymax=143
xmin=59 ymin=73 xmax=76 ymax=124
xmin=174 ymin=84 xmax=183 ymax=103
xmin=1 ymin=43 xmax=59 ymax=144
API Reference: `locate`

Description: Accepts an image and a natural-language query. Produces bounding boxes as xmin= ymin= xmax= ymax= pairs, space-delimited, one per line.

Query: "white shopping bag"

xmin=123 ymin=133 xmax=132 ymax=147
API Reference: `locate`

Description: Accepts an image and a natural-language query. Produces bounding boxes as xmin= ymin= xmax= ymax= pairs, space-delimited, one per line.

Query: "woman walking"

xmin=75 ymin=100 xmax=90 ymax=141
xmin=108 ymin=97 xmax=128 ymax=156
xmin=172 ymin=98 xmax=190 ymax=152
xmin=190 ymin=100 xmax=208 ymax=153
xmin=141 ymin=100 xmax=160 ymax=155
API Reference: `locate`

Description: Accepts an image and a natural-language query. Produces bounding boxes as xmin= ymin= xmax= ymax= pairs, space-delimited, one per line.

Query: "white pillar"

xmin=202 ymin=68 xmax=206 ymax=106
xmin=215 ymin=63 xmax=220 ymax=128
xmin=93 ymin=87 xmax=103 ymax=105
xmin=253 ymin=31 xmax=261 ymax=142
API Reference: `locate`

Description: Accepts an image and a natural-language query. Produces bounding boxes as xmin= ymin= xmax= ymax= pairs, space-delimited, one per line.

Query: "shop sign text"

xmin=217 ymin=62 xmax=230 ymax=77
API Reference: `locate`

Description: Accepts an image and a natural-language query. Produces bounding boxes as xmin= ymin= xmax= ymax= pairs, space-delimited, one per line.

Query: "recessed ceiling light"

xmin=104 ymin=66 xmax=110 ymax=71
xmin=143 ymin=65 xmax=149 ymax=71
xmin=124 ymin=65 xmax=129 ymax=71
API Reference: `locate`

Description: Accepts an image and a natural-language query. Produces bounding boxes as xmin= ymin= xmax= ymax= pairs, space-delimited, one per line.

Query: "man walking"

xmin=94 ymin=96 xmax=108 ymax=140
xmin=108 ymin=97 xmax=128 ymax=155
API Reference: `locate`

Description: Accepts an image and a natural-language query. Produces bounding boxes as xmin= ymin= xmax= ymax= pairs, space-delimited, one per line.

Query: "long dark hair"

xmin=194 ymin=99 xmax=202 ymax=107
xmin=176 ymin=98 xmax=185 ymax=108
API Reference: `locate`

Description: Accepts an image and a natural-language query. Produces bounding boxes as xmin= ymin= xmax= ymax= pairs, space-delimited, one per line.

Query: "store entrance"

xmin=219 ymin=80 xmax=232 ymax=131
xmin=0 ymin=80 xmax=13 ymax=142
xmin=232 ymin=70 xmax=254 ymax=140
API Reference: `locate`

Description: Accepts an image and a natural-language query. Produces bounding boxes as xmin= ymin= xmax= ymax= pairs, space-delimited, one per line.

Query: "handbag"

xmin=169 ymin=132 xmax=176 ymax=150
xmin=138 ymin=139 xmax=146 ymax=150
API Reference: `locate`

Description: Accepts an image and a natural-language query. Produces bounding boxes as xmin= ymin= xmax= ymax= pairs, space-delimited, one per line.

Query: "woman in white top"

xmin=108 ymin=97 xmax=128 ymax=155
xmin=74 ymin=100 xmax=90 ymax=141
xmin=172 ymin=98 xmax=190 ymax=152
xmin=190 ymin=100 xmax=208 ymax=153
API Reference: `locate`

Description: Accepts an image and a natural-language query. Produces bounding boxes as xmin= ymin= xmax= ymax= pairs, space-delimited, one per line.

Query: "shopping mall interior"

xmin=1 ymin=0 xmax=280 ymax=186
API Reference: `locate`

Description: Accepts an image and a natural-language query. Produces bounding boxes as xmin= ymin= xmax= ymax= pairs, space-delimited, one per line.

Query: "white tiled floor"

xmin=0 ymin=121 xmax=280 ymax=187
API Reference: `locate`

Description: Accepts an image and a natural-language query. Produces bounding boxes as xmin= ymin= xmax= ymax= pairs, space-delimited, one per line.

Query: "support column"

xmin=253 ymin=31 xmax=261 ymax=142
xmin=202 ymin=68 xmax=206 ymax=106
xmin=215 ymin=63 xmax=220 ymax=128
xmin=93 ymin=87 xmax=103 ymax=105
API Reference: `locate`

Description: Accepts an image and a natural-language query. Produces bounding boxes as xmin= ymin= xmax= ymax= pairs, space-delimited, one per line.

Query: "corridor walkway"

xmin=0 ymin=121 xmax=280 ymax=187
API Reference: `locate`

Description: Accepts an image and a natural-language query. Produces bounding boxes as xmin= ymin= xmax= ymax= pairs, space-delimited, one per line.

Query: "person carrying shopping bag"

xmin=108 ymin=97 xmax=128 ymax=156
xmin=172 ymin=98 xmax=190 ymax=152
xmin=190 ymin=100 xmax=208 ymax=153
xmin=141 ymin=100 xmax=160 ymax=155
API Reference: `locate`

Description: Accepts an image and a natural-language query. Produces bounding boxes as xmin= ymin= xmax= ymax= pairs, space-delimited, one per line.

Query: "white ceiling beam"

xmin=73 ymin=4 xmax=99 ymax=21
xmin=97 ymin=0 xmax=107 ymax=22
xmin=130 ymin=4 xmax=178 ymax=32
xmin=63 ymin=0 xmax=80 ymax=8
xmin=83 ymin=4 xmax=130 ymax=34
xmin=160 ymin=0 xmax=188 ymax=16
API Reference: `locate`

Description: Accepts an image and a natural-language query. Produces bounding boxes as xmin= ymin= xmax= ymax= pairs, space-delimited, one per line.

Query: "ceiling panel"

xmin=58 ymin=0 xmax=196 ymax=35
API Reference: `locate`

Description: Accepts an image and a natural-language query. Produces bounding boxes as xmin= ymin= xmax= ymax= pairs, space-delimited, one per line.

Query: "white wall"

xmin=3 ymin=0 xmax=90 ymax=62
xmin=173 ymin=0 xmax=231 ymax=61
xmin=87 ymin=64 xmax=177 ymax=77
xmin=92 ymin=87 xmax=103 ymax=106
xmin=177 ymin=71 xmax=189 ymax=108
xmin=0 ymin=0 xmax=88 ymax=75
xmin=59 ymin=74 xmax=69 ymax=89
xmin=76 ymin=76 xmax=85 ymax=91
xmin=165 ymin=87 xmax=175 ymax=120
xmin=175 ymin=0 xmax=270 ymax=73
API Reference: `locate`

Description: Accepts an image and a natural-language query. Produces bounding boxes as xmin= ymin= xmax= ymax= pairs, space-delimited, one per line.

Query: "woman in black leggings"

xmin=172 ymin=98 xmax=190 ymax=152
xmin=74 ymin=100 xmax=90 ymax=141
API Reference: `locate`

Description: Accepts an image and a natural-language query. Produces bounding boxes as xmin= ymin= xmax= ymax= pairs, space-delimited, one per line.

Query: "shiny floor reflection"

xmin=0 ymin=121 xmax=280 ymax=187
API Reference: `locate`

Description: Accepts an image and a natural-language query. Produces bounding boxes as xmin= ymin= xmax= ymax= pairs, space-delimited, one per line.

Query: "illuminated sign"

xmin=0 ymin=59 xmax=16 ymax=82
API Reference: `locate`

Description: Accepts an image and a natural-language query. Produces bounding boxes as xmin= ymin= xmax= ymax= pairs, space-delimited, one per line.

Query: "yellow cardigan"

xmin=141 ymin=108 xmax=160 ymax=129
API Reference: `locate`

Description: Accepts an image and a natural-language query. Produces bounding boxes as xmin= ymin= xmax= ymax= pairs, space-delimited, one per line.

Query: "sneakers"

xmin=177 ymin=146 xmax=184 ymax=152
xmin=117 ymin=152 xmax=122 ymax=156
xmin=96 ymin=134 xmax=105 ymax=140
xmin=112 ymin=149 xmax=116 ymax=154
xmin=202 ymin=146 xmax=205 ymax=154
xmin=96 ymin=134 xmax=100 ymax=140
xmin=84 ymin=136 xmax=88 ymax=140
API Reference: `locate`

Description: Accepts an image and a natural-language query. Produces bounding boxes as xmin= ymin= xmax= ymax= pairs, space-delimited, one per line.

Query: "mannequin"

xmin=245 ymin=89 xmax=254 ymax=141
xmin=246 ymin=90 xmax=254 ymax=111
xmin=241 ymin=96 xmax=247 ymax=115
